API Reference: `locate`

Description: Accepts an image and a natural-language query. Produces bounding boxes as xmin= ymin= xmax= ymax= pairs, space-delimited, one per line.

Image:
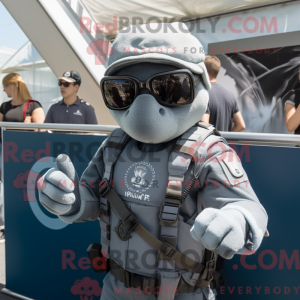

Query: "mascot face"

xmin=102 ymin=22 xmax=210 ymax=143
xmin=105 ymin=62 xmax=209 ymax=143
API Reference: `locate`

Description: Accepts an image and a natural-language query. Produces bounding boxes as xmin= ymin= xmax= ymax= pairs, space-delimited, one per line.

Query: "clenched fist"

xmin=190 ymin=208 xmax=246 ymax=259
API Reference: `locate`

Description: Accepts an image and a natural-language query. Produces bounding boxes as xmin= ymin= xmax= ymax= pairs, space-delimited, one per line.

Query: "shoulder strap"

xmin=162 ymin=121 xmax=223 ymax=225
xmin=99 ymin=128 xmax=131 ymax=260
xmin=23 ymin=100 xmax=33 ymax=120
xmin=102 ymin=128 xmax=131 ymax=180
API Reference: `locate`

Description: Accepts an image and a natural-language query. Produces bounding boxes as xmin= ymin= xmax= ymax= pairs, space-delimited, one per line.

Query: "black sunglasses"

xmin=100 ymin=69 xmax=201 ymax=110
xmin=58 ymin=81 xmax=76 ymax=87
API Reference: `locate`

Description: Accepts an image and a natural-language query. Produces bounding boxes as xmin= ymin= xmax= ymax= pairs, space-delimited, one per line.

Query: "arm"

xmin=0 ymin=103 xmax=4 ymax=121
xmin=32 ymin=107 xmax=45 ymax=123
xmin=231 ymin=111 xmax=246 ymax=132
xmin=201 ymin=113 xmax=210 ymax=123
xmin=32 ymin=107 xmax=46 ymax=132
xmin=191 ymin=135 xmax=268 ymax=258
xmin=285 ymin=103 xmax=300 ymax=132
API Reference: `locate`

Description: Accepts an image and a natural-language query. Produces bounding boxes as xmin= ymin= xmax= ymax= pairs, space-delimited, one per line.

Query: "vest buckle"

xmin=160 ymin=198 xmax=181 ymax=227
xmin=159 ymin=242 xmax=178 ymax=260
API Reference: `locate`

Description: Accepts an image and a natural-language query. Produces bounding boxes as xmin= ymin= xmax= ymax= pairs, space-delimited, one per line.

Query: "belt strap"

xmin=101 ymin=184 xmax=206 ymax=274
xmin=110 ymin=260 xmax=198 ymax=294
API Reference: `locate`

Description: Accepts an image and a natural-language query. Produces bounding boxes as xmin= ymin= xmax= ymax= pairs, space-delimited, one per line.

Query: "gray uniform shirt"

xmin=44 ymin=97 xmax=98 ymax=124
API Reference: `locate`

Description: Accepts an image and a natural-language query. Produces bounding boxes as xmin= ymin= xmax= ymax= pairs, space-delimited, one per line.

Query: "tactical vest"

xmin=88 ymin=122 xmax=226 ymax=300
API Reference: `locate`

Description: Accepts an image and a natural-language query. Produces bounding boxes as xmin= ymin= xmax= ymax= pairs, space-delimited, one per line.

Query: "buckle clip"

xmin=206 ymin=259 xmax=215 ymax=271
xmin=124 ymin=214 xmax=139 ymax=233
xmin=159 ymin=242 xmax=178 ymax=260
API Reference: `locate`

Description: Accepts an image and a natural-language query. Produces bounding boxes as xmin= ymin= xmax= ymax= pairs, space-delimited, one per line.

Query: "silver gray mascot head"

xmin=103 ymin=22 xmax=211 ymax=143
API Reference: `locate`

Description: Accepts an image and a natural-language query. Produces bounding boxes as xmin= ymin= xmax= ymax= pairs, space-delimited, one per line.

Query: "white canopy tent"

xmin=80 ymin=0 xmax=294 ymax=38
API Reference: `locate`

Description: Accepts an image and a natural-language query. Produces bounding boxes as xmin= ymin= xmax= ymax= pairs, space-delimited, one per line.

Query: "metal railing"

xmin=1 ymin=122 xmax=300 ymax=146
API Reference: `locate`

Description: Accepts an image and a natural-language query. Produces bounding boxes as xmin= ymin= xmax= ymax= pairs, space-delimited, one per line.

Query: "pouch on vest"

xmin=87 ymin=243 xmax=107 ymax=273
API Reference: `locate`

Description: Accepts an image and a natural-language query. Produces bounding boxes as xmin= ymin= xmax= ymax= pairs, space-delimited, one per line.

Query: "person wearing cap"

xmin=44 ymin=71 xmax=98 ymax=124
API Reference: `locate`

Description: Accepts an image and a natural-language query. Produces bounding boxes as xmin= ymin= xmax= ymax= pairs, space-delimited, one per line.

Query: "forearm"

xmin=286 ymin=106 xmax=300 ymax=132
xmin=231 ymin=122 xmax=246 ymax=132
xmin=231 ymin=123 xmax=242 ymax=132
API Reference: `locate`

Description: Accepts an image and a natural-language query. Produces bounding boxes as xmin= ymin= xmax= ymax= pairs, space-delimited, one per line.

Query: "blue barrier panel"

xmin=3 ymin=130 xmax=300 ymax=299
xmin=219 ymin=143 xmax=300 ymax=299
xmin=4 ymin=131 xmax=106 ymax=300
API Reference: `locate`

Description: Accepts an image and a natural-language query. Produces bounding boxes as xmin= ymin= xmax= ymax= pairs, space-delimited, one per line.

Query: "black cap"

xmin=58 ymin=71 xmax=81 ymax=86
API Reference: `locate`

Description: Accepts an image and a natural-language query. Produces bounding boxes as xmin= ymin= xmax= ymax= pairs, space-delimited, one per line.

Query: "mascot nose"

xmin=123 ymin=94 xmax=177 ymax=143
xmin=136 ymin=88 xmax=166 ymax=115
xmin=127 ymin=94 xmax=166 ymax=117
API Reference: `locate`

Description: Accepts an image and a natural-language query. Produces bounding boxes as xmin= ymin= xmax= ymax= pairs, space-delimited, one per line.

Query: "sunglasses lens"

xmin=151 ymin=73 xmax=192 ymax=105
xmin=103 ymin=79 xmax=135 ymax=109
xmin=58 ymin=81 xmax=70 ymax=87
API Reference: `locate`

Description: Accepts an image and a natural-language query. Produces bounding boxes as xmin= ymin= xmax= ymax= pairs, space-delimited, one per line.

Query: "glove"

xmin=37 ymin=154 xmax=81 ymax=216
xmin=190 ymin=208 xmax=246 ymax=259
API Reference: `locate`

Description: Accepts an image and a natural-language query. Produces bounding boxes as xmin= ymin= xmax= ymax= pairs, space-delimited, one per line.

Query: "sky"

xmin=0 ymin=1 xmax=29 ymax=51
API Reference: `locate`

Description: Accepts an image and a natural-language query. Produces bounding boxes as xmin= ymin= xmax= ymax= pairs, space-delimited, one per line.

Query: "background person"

xmin=201 ymin=55 xmax=246 ymax=132
xmin=44 ymin=71 xmax=98 ymax=124
xmin=0 ymin=73 xmax=45 ymax=240
xmin=284 ymin=67 xmax=300 ymax=134
xmin=1 ymin=73 xmax=45 ymax=125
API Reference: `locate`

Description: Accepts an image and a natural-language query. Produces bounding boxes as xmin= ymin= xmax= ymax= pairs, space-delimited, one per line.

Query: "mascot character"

xmin=38 ymin=22 xmax=268 ymax=300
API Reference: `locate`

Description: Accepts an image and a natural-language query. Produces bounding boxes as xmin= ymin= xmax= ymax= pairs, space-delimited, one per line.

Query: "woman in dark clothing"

xmin=1 ymin=73 xmax=45 ymax=124
xmin=0 ymin=73 xmax=45 ymax=240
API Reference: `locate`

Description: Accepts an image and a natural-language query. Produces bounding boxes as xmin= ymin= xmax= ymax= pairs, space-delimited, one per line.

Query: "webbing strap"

xmin=103 ymin=128 xmax=131 ymax=180
xmin=105 ymin=141 xmax=126 ymax=150
xmin=103 ymin=188 xmax=206 ymax=274
xmin=100 ymin=128 xmax=131 ymax=260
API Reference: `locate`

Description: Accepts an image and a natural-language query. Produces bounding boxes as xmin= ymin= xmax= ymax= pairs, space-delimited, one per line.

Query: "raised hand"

xmin=38 ymin=154 xmax=81 ymax=216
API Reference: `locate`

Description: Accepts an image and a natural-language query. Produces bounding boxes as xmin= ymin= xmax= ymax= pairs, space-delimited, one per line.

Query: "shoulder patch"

xmin=222 ymin=160 xmax=243 ymax=178
xmin=216 ymin=151 xmax=248 ymax=186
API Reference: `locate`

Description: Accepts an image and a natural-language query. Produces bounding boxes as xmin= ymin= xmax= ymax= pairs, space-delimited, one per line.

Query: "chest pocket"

xmin=216 ymin=150 xmax=249 ymax=187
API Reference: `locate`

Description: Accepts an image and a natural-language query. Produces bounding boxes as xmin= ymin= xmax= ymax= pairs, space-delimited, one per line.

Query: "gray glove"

xmin=38 ymin=154 xmax=81 ymax=216
xmin=190 ymin=208 xmax=247 ymax=259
